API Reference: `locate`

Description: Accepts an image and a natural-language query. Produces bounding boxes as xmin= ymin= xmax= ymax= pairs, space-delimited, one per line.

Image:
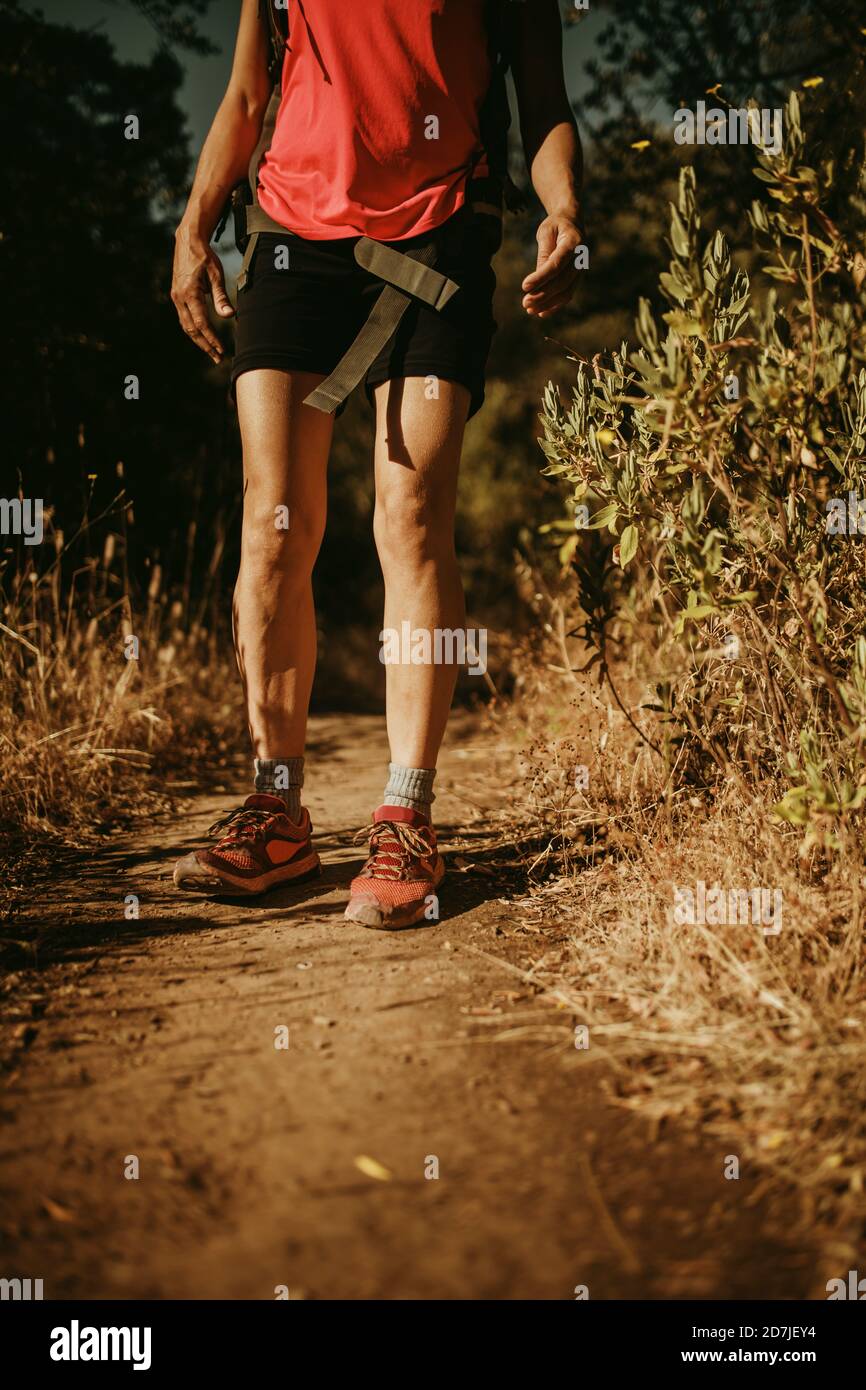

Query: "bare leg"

xmin=234 ymin=369 xmax=332 ymax=758
xmin=372 ymin=377 xmax=470 ymax=772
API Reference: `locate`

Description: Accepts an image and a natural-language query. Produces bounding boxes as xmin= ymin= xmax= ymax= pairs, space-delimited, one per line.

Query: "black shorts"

xmin=230 ymin=204 xmax=498 ymax=418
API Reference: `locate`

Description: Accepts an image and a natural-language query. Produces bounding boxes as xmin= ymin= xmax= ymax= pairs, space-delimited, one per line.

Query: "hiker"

xmin=170 ymin=0 xmax=583 ymax=928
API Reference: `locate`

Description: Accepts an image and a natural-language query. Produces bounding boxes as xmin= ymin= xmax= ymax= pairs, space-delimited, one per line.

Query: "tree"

xmin=1 ymin=0 xmax=233 ymax=601
xmin=565 ymin=0 xmax=866 ymax=321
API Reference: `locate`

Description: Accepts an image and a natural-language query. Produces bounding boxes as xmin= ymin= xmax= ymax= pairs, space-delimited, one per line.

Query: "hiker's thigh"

xmin=235 ymin=369 xmax=332 ymax=566
xmin=372 ymin=377 xmax=470 ymax=557
xmin=365 ymin=208 xmax=498 ymax=420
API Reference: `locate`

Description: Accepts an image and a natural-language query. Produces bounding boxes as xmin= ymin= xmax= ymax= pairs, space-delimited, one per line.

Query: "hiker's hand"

xmin=171 ymin=227 xmax=234 ymax=364
xmin=522 ymin=211 xmax=585 ymax=319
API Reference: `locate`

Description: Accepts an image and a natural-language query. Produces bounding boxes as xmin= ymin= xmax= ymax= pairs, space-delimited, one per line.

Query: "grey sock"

xmin=254 ymin=756 xmax=304 ymax=822
xmin=382 ymin=763 xmax=436 ymax=820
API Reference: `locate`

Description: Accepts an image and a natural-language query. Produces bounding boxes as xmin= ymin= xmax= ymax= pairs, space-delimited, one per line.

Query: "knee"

xmin=240 ymin=498 xmax=324 ymax=583
xmin=373 ymin=486 xmax=454 ymax=570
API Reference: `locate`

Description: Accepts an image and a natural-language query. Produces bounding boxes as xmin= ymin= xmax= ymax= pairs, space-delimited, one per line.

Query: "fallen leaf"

xmin=354 ymin=1154 xmax=393 ymax=1182
xmin=40 ymin=1195 xmax=76 ymax=1223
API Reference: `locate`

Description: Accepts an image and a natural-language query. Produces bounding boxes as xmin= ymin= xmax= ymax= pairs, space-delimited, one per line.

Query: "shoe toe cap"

xmin=344 ymin=897 xmax=385 ymax=927
xmin=173 ymin=851 xmax=222 ymax=891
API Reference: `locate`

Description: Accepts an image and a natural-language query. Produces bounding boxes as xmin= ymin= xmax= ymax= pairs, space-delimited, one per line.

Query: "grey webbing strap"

xmin=248 ymin=87 xmax=282 ymax=193
xmin=234 ymin=6 xmax=284 ymax=292
xmin=246 ymin=205 xmax=295 ymax=236
xmin=237 ymin=232 xmax=259 ymax=293
xmin=353 ymin=238 xmax=459 ymax=311
xmin=237 ymin=91 xmax=288 ymax=291
xmin=302 ymin=242 xmax=451 ymax=414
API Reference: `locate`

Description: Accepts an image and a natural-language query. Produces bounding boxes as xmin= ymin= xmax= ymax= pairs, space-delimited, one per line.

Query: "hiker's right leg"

xmin=233 ymin=369 xmax=332 ymax=757
xmin=172 ymin=370 xmax=330 ymax=897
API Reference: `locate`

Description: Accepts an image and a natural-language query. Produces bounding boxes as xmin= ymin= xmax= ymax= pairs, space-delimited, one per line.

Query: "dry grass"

xmin=0 ymin=501 xmax=242 ymax=923
xmin=5 ymin=495 xmax=864 ymax=1262
xmin=495 ymin=608 xmax=866 ymax=1264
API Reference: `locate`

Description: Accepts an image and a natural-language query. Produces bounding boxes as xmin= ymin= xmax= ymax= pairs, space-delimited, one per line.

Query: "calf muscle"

xmin=234 ymin=370 xmax=332 ymax=757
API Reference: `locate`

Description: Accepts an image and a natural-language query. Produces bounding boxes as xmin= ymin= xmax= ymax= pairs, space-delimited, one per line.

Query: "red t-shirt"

xmin=257 ymin=0 xmax=491 ymax=241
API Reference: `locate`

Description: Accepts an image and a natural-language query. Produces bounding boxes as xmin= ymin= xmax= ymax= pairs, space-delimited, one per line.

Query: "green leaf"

xmin=673 ymin=603 xmax=719 ymax=636
xmin=558 ymin=534 xmax=579 ymax=566
xmin=619 ymin=523 xmax=639 ymax=567
xmin=587 ymin=502 xmax=619 ymax=531
xmin=663 ymin=310 xmax=705 ymax=337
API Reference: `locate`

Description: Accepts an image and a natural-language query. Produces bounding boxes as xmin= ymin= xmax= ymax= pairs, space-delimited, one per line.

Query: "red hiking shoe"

xmin=173 ymin=793 xmax=320 ymax=896
xmin=345 ymin=805 xmax=445 ymax=930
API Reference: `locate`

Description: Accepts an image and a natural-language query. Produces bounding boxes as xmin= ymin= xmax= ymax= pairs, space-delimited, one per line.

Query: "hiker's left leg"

xmin=372 ymin=376 xmax=470 ymax=771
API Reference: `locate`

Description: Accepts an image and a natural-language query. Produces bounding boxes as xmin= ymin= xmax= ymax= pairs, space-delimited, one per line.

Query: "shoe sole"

xmin=174 ymin=851 xmax=322 ymax=897
xmin=344 ymin=861 xmax=445 ymax=931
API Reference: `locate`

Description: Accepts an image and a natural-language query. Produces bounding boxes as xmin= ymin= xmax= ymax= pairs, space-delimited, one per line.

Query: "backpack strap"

xmin=249 ymin=1 xmax=289 ymax=190
xmin=478 ymin=0 xmax=527 ymax=212
xmin=233 ymin=3 xmax=290 ymax=282
xmin=216 ymin=2 xmax=288 ymax=249
xmin=246 ymin=86 xmax=283 ymax=201
xmin=302 ymin=241 xmax=459 ymax=415
xmin=354 ymin=239 xmax=459 ymax=311
xmin=260 ymin=0 xmax=289 ymax=88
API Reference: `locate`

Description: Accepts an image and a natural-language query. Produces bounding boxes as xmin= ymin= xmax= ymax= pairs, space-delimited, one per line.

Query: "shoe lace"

xmin=353 ymin=820 xmax=435 ymax=881
xmin=207 ymin=805 xmax=277 ymax=844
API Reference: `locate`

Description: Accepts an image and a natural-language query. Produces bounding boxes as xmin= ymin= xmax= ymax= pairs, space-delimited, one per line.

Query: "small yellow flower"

xmin=631 ymin=139 xmax=651 ymax=151
xmin=802 ymin=76 xmax=824 ymax=88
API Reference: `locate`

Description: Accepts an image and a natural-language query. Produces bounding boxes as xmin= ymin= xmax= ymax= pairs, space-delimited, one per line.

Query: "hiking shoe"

xmin=344 ymin=805 xmax=445 ymax=930
xmin=173 ymin=793 xmax=320 ymax=896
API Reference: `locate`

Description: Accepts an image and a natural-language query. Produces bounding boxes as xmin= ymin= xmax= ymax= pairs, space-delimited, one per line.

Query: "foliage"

xmin=564 ymin=0 xmax=866 ymax=336
xmin=539 ymin=92 xmax=866 ymax=850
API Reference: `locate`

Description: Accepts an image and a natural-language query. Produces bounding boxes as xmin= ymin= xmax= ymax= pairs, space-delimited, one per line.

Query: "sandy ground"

xmin=0 ymin=714 xmax=816 ymax=1299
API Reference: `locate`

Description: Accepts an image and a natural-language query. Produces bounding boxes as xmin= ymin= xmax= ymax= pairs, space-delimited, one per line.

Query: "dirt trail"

xmin=0 ymin=714 xmax=815 ymax=1299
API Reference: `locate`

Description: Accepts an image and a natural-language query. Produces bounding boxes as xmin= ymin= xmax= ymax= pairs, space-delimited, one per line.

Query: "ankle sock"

xmin=254 ymin=756 xmax=304 ymax=822
xmin=382 ymin=763 xmax=436 ymax=820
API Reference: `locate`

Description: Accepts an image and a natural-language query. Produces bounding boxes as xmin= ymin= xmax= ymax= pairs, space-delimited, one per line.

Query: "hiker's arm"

xmin=509 ymin=0 xmax=585 ymax=318
xmin=172 ymin=0 xmax=272 ymax=361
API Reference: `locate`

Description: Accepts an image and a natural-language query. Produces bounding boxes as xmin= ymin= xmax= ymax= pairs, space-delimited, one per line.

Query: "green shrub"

xmin=539 ymin=93 xmax=866 ymax=852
